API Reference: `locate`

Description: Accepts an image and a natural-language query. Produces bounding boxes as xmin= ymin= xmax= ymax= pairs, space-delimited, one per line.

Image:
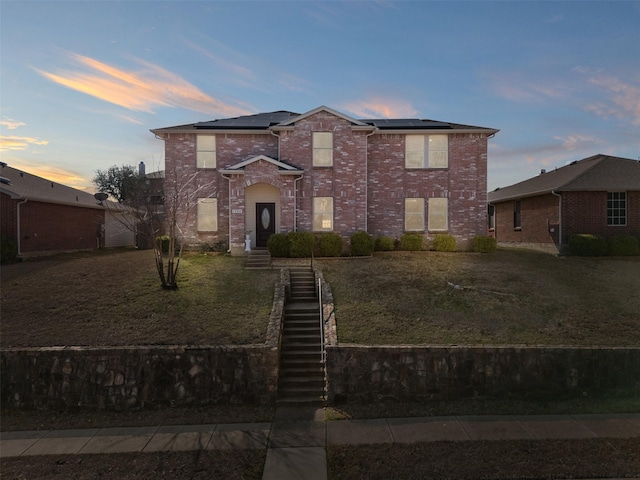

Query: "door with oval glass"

xmin=256 ymin=203 xmax=275 ymax=248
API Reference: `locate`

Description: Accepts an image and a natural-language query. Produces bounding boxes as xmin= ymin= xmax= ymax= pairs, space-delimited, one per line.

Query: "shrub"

xmin=569 ymin=234 xmax=608 ymax=256
xmin=472 ymin=235 xmax=497 ymax=253
xmin=1 ymin=235 xmax=18 ymax=264
xmin=288 ymin=231 xmax=315 ymax=258
xmin=267 ymin=233 xmax=290 ymax=257
xmin=316 ymin=232 xmax=343 ymax=257
xmin=399 ymin=233 xmax=423 ymax=251
xmin=607 ymin=235 xmax=639 ymax=256
xmin=432 ymin=234 xmax=457 ymax=252
xmin=350 ymin=231 xmax=374 ymax=256
xmin=374 ymin=236 xmax=395 ymax=252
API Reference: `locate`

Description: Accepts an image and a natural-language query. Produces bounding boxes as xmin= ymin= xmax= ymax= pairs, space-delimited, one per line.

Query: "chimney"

xmin=139 ymin=161 xmax=146 ymax=176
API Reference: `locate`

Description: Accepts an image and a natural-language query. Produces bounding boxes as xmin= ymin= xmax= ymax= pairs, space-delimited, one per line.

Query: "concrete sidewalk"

xmin=1 ymin=410 xmax=638 ymax=480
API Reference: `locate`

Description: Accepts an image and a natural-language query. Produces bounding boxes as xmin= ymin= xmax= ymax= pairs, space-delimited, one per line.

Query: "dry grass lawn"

xmin=318 ymin=249 xmax=640 ymax=346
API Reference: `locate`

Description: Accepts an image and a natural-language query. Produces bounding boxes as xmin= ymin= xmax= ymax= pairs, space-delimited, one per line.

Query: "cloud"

xmin=0 ymin=135 xmax=49 ymax=152
xmin=0 ymin=119 xmax=26 ymax=130
xmin=36 ymin=53 xmax=252 ymax=117
xmin=554 ymin=134 xmax=600 ymax=151
xmin=486 ymin=72 xmax=571 ymax=103
xmin=341 ymin=98 xmax=419 ymax=118
xmin=584 ymin=74 xmax=640 ymax=125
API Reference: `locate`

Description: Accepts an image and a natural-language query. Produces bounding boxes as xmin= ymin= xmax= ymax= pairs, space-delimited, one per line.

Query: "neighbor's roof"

xmin=488 ymin=154 xmax=640 ymax=203
xmin=0 ymin=164 xmax=106 ymax=210
xmin=151 ymin=106 xmax=498 ymax=135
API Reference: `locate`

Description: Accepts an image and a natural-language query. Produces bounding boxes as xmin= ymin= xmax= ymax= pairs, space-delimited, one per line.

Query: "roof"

xmin=219 ymin=155 xmax=304 ymax=175
xmin=151 ymin=106 xmax=498 ymax=135
xmin=488 ymin=154 xmax=640 ymax=203
xmin=0 ymin=164 xmax=107 ymax=210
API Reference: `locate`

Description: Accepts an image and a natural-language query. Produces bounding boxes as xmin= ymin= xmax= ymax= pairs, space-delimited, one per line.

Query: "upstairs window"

xmin=428 ymin=197 xmax=448 ymax=231
xmin=197 ymin=135 xmax=216 ymax=168
xmin=313 ymin=132 xmax=333 ymax=167
xmin=405 ymin=134 xmax=448 ymax=168
xmin=405 ymin=198 xmax=425 ymax=231
xmin=313 ymin=197 xmax=333 ymax=231
xmin=607 ymin=192 xmax=627 ymax=226
xmin=197 ymin=198 xmax=218 ymax=231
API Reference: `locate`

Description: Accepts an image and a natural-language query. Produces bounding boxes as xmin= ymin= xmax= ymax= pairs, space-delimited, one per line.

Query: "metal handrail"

xmin=318 ymin=276 xmax=325 ymax=366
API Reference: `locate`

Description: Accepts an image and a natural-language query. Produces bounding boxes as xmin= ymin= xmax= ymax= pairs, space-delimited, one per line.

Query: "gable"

xmin=219 ymin=155 xmax=303 ymax=175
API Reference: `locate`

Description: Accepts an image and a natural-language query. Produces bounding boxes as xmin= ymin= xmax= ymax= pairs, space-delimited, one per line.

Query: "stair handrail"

xmin=318 ymin=275 xmax=325 ymax=367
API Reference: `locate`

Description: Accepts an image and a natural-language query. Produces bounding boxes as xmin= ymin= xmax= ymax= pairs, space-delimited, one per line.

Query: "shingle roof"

xmin=151 ymin=106 xmax=498 ymax=135
xmin=0 ymin=164 xmax=105 ymax=209
xmin=488 ymin=154 xmax=640 ymax=203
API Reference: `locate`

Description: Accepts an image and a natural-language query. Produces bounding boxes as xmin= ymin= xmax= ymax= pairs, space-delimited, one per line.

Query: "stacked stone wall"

xmin=326 ymin=345 xmax=640 ymax=403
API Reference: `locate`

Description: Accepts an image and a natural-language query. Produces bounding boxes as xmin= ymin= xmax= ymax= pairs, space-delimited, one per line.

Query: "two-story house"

xmin=151 ymin=106 xmax=498 ymax=255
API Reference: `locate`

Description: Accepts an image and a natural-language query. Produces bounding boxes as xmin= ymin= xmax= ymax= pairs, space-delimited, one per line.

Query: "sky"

xmin=1 ymin=1 xmax=639 ymax=192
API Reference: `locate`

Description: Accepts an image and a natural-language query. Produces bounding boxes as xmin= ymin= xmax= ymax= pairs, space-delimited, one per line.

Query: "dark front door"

xmin=256 ymin=203 xmax=276 ymax=248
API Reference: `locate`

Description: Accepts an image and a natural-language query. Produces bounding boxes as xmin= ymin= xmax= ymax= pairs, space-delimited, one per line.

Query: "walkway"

xmin=1 ymin=410 xmax=638 ymax=480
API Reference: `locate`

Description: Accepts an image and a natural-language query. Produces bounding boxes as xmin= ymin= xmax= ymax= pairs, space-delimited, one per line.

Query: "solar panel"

xmin=194 ymin=111 xmax=299 ymax=129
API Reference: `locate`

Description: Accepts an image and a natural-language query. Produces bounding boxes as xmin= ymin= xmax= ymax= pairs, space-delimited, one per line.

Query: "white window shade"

xmin=405 ymin=198 xmax=425 ymax=231
xmin=428 ymin=197 xmax=448 ymax=231
xmin=197 ymin=198 xmax=218 ymax=231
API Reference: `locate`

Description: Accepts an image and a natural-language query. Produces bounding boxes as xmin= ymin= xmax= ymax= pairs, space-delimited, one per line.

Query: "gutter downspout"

xmin=16 ymin=198 xmax=28 ymax=256
xmin=222 ymin=174 xmax=232 ymax=253
xmin=551 ymin=190 xmax=562 ymax=250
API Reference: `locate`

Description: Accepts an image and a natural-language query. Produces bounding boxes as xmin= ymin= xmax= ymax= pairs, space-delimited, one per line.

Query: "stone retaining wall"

xmin=326 ymin=345 xmax=640 ymax=403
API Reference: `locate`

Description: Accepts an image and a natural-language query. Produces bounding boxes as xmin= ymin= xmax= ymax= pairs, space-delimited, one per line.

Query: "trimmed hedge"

xmin=374 ymin=236 xmax=395 ymax=252
xmin=350 ymin=231 xmax=374 ymax=256
xmin=607 ymin=235 xmax=639 ymax=256
xmin=288 ymin=231 xmax=315 ymax=258
xmin=569 ymin=234 xmax=608 ymax=256
xmin=316 ymin=232 xmax=343 ymax=257
xmin=399 ymin=233 xmax=423 ymax=251
xmin=267 ymin=233 xmax=290 ymax=257
xmin=472 ymin=235 xmax=497 ymax=253
xmin=432 ymin=234 xmax=457 ymax=252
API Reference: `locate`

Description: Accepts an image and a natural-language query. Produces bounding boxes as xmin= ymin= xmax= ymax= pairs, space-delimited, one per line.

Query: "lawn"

xmin=2 ymin=247 xmax=639 ymax=348
xmin=1 ymin=249 xmax=279 ymax=348
xmin=317 ymin=249 xmax=640 ymax=346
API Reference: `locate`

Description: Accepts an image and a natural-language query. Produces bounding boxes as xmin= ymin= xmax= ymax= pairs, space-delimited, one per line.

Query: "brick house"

xmin=151 ymin=106 xmax=498 ymax=255
xmin=0 ymin=163 xmax=135 ymax=257
xmin=488 ymin=154 xmax=640 ymax=253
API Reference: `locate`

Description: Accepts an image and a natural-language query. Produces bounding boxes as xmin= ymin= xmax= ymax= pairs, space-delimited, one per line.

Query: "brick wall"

xmin=18 ymin=201 xmax=104 ymax=254
xmin=1 ymin=192 xmax=18 ymax=241
xmin=493 ymin=194 xmax=559 ymax=244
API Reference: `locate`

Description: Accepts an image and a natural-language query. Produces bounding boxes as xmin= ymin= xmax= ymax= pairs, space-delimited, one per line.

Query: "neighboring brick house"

xmin=488 ymin=154 xmax=640 ymax=253
xmin=0 ymin=163 xmax=135 ymax=257
xmin=151 ymin=106 xmax=498 ymax=255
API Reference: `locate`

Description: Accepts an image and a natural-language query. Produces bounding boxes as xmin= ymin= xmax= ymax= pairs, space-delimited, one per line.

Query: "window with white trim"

xmin=197 ymin=135 xmax=216 ymax=168
xmin=405 ymin=198 xmax=425 ymax=231
xmin=313 ymin=132 xmax=333 ymax=167
xmin=197 ymin=198 xmax=218 ymax=231
xmin=405 ymin=134 xmax=448 ymax=168
xmin=428 ymin=197 xmax=448 ymax=231
xmin=607 ymin=192 xmax=627 ymax=226
xmin=313 ymin=197 xmax=333 ymax=231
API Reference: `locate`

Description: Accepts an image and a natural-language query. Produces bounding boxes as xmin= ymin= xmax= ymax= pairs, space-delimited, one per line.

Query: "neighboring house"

xmin=151 ymin=105 xmax=498 ymax=255
xmin=0 ymin=163 xmax=135 ymax=257
xmin=488 ymin=154 xmax=640 ymax=253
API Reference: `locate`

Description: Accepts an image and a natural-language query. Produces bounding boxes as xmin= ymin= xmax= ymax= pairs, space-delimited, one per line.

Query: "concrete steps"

xmin=277 ymin=267 xmax=325 ymax=405
xmin=245 ymin=250 xmax=271 ymax=269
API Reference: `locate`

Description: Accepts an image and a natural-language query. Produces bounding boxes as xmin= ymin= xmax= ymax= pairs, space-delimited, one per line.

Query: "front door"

xmin=256 ymin=203 xmax=276 ymax=248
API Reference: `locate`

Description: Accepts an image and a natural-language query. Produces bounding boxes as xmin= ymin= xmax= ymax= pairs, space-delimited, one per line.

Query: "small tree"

xmin=93 ymin=165 xmax=144 ymax=204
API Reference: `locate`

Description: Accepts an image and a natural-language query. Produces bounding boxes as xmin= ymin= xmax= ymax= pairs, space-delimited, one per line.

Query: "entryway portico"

xmin=220 ymin=155 xmax=303 ymax=255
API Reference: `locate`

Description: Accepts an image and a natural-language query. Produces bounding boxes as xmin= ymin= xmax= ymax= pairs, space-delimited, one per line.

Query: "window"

xmin=607 ymin=192 xmax=627 ymax=226
xmin=405 ymin=134 xmax=448 ymax=168
xmin=405 ymin=198 xmax=425 ymax=231
xmin=197 ymin=198 xmax=217 ymax=231
xmin=313 ymin=197 xmax=333 ymax=231
xmin=197 ymin=135 xmax=216 ymax=168
xmin=488 ymin=204 xmax=495 ymax=230
xmin=313 ymin=132 xmax=333 ymax=167
xmin=428 ymin=197 xmax=448 ymax=231
xmin=513 ymin=200 xmax=521 ymax=229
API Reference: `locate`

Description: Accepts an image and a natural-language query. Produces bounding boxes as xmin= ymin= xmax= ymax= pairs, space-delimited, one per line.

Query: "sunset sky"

xmin=1 ymin=1 xmax=638 ymax=192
